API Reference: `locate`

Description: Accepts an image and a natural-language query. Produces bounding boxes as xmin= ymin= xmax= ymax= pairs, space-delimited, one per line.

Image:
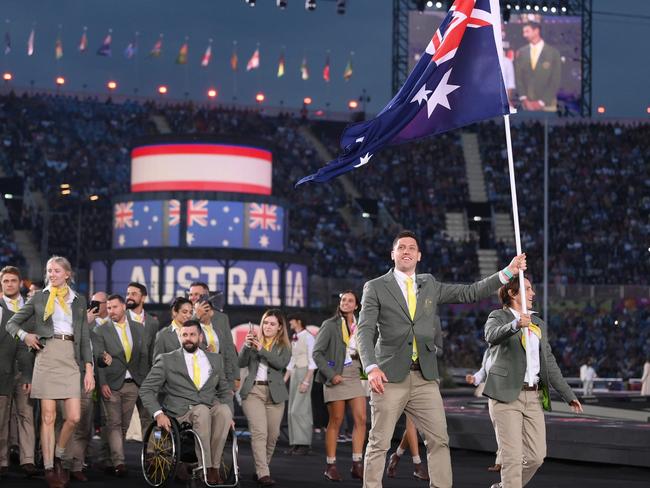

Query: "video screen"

xmin=408 ymin=11 xmax=582 ymax=113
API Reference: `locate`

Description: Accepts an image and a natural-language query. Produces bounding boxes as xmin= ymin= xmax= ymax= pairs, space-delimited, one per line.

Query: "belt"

xmin=254 ymin=381 xmax=269 ymax=385
xmin=52 ymin=334 xmax=74 ymax=341
xmin=522 ymin=384 xmax=539 ymax=391
xmin=409 ymin=361 xmax=421 ymax=371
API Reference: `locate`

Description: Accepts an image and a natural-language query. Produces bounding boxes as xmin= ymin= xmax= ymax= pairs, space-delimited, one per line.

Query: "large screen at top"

xmin=409 ymin=11 xmax=582 ymax=113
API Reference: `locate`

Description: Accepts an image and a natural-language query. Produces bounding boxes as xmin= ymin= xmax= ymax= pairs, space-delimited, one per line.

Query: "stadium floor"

xmin=2 ymin=434 xmax=648 ymax=488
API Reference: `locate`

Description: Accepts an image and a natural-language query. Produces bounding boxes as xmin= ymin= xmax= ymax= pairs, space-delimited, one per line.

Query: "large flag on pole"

xmin=149 ymin=35 xmax=163 ymax=57
xmin=27 ymin=28 xmax=35 ymax=56
xmin=201 ymin=39 xmax=212 ymax=67
xmin=246 ymin=46 xmax=260 ymax=71
xmin=230 ymin=42 xmax=238 ymax=71
xmin=300 ymin=56 xmax=309 ymax=80
xmin=277 ymin=50 xmax=285 ymax=78
xmin=343 ymin=54 xmax=353 ymax=81
xmin=176 ymin=39 xmax=189 ymax=64
xmin=55 ymin=34 xmax=63 ymax=59
xmin=124 ymin=34 xmax=138 ymax=59
xmin=297 ymin=0 xmax=510 ymax=185
xmin=97 ymin=30 xmax=112 ymax=56
xmin=79 ymin=27 xmax=88 ymax=52
xmin=323 ymin=53 xmax=331 ymax=82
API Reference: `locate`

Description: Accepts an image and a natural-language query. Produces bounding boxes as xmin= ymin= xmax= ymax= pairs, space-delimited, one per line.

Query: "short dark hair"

xmin=127 ymin=282 xmax=148 ymax=296
xmin=171 ymin=296 xmax=192 ymax=313
xmin=287 ymin=313 xmax=306 ymax=327
xmin=392 ymin=230 xmax=419 ymax=250
xmin=0 ymin=266 xmax=22 ymax=280
xmin=524 ymin=22 xmax=541 ymax=34
xmin=498 ymin=275 xmax=532 ymax=308
xmin=182 ymin=319 xmax=203 ymax=333
xmin=107 ymin=294 xmax=126 ymax=304
xmin=189 ymin=281 xmax=209 ymax=292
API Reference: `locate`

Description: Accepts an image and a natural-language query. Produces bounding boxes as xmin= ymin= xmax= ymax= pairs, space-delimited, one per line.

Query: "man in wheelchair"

xmin=140 ymin=319 xmax=233 ymax=485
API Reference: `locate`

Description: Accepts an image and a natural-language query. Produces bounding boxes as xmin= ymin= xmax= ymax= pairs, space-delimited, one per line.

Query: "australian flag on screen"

xmin=113 ymin=200 xmax=179 ymax=248
xmin=297 ymin=0 xmax=510 ymax=185
xmin=186 ymin=200 xmax=246 ymax=248
xmin=246 ymin=203 xmax=284 ymax=251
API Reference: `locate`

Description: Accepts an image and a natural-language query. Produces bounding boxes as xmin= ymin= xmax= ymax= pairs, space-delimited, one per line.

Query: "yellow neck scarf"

xmin=341 ymin=318 xmax=350 ymax=346
xmin=263 ymin=337 xmax=276 ymax=351
xmin=44 ymin=285 xmax=70 ymax=321
xmin=520 ymin=322 xmax=542 ymax=349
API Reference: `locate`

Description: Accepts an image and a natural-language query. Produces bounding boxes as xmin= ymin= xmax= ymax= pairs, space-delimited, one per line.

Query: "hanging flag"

xmin=124 ymin=34 xmax=137 ymax=59
xmin=79 ymin=27 xmax=88 ymax=52
xmin=27 ymin=28 xmax=35 ymax=56
xmin=323 ymin=53 xmax=331 ymax=82
xmin=97 ymin=30 xmax=112 ymax=56
xmin=246 ymin=47 xmax=260 ymax=71
xmin=201 ymin=39 xmax=212 ymax=67
xmin=150 ymin=35 xmax=163 ymax=57
xmin=343 ymin=56 xmax=353 ymax=81
xmin=4 ymin=31 xmax=11 ymax=55
xmin=55 ymin=34 xmax=63 ymax=59
xmin=176 ymin=39 xmax=188 ymax=64
xmin=300 ymin=56 xmax=309 ymax=80
xmin=277 ymin=50 xmax=285 ymax=78
xmin=297 ymin=0 xmax=510 ymax=185
xmin=230 ymin=42 xmax=238 ymax=71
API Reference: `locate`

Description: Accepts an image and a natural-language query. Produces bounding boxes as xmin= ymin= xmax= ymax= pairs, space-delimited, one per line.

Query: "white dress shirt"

xmin=183 ymin=348 xmax=211 ymax=389
xmin=393 ymin=268 xmax=418 ymax=305
xmin=509 ymin=308 xmax=540 ymax=386
xmin=129 ymin=309 xmax=146 ymax=324
xmin=3 ymin=294 xmax=25 ymax=312
xmin=112 ymin=320 xmax=133 ymax=379
xmin=44 ymin=285 xmax=76 ymax=335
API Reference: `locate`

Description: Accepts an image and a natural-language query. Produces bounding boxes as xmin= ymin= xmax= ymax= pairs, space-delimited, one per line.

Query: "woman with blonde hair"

xmin=239 ymin=309 xmax=291 ymax=486
xmin=6 ymin=256 xmax=94 ymax=488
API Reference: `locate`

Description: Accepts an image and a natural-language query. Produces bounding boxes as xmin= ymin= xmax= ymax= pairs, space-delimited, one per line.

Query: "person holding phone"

xmin=312 ymin=290 xmax=368 ymax=482
xmin=5 ymin=256 xmax=94 ymax=488
xmin=239 ymin=310 xmax=291 ymax=487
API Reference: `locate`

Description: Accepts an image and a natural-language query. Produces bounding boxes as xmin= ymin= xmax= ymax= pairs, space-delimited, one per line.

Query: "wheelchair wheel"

xmin=218 ymin=427 xmax=240 ymax=487
xmin=141 ymin=419 xmax=181 ymax=487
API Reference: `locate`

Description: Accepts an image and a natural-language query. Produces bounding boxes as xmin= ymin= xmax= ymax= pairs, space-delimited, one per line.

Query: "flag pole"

xmin=503 ymin=114 xmax=527 ymax=314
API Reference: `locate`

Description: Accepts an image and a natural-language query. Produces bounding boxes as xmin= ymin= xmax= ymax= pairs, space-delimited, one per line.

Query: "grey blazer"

xmin=238 ymin=343 xmax=291 ymax=404
xmin=0 ymin=301 xmax=33 ymax=393
xmin=92 ymin=320 xmax=149 ymax=390
xmin=5 ymin=290 xmax=93 ymax=370
xmin=153 ymin=325 xmax=183 ymax=359
xmin=357 ymin=269 xmax=501 ymax=383
xmin=312 ymin=315 xmax=349 ymax=386
xmin=210 ymin=311 xmax=240 ymax=389
xmin=483 ymin=308 xmax=576 ymax=408
xmin=139 ymin=348 xmax=231 ymax=419
xmin=127 ymin=311 xmax=159 ymax=368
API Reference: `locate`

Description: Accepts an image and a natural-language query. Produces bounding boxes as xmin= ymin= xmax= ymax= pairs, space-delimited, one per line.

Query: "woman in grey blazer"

xmin=5 ymin=256 xmax=94 ymax=488
xmin=239 ymin=309 xmax=291 ymax=487
xmin=312 ymin=291 xmax=368 ymax=482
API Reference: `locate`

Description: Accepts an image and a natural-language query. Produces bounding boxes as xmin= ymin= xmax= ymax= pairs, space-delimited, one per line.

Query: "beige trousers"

xmin=489 ymin=390 xmax=546 ymax=488
xmin=363 ymin=371 xmax=451 ymax=488
xmin=104 ymin=381 xmax=139 ymax=466
xmin=241 ymin=385 xmax=285 ymax=478
xmin=63 ymin=388 xmax=94 ymax=471
xmin=177 ymin=402 xmax=232 ymax=469
xmin=10 ymin=376 xmax=36 ymax=464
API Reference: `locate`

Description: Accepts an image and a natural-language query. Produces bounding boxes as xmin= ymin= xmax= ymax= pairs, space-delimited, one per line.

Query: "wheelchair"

xmin=141 ymin=416 xmax=239 ymax=487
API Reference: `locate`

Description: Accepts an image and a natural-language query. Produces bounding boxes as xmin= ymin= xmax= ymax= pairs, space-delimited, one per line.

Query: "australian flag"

xmin=186 ymin=200 xmax=245 ymax=248
xmin=297 ymin=0 xmax=509 ymax=185
xmin=246 ymin=203 xmax=284 ymax=251
xmin=113 ymin=200 xmax=179 ymax=248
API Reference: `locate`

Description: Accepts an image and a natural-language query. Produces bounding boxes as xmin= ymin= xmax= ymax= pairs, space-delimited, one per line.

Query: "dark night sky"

xmin=1 ymin=0 xmax=649 ymax=117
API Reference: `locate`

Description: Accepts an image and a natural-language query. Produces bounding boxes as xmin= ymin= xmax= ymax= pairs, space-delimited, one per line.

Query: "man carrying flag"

xmin=297 ymin=0 xmax=510 ymax=186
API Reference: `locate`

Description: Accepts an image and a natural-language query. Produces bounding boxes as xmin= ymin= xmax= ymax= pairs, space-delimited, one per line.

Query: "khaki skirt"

xmin=31 ymin=338 xmax=81 ymax=400
xmin=323 ymin=359 xmax=368 ymax=403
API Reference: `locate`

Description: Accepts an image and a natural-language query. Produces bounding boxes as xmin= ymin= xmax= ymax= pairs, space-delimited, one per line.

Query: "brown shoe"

xmin=175 ymin=462 xmax=191 ymax=482
xmin=324 ymin=463 xmax=342 ymax=482
xmin=207 ymin=467 xmax=222 ymax=485
xmin=487 ymin=464 xmax=502 ymax=472
xmin=114 ymin=464 xmax=128 ymax=478
xmin=386 ymin=453 xmax=400 ymax=478
xmin=21 ymin=463 xmax=37 ymax=478
xmin=45 ymin=468 xmax=64 ymax=488
xmin=413 ymin=462 xmax=429 ymax=481
xmin=257 ymin=475 xmax=275 ymax=486
xmin=350 ymin=461 xmax=363 ymax=481
xmin=70 ymin=470 xmax=88 ymax=482
xmin=54 ymin=457 xmax=69 ymax=486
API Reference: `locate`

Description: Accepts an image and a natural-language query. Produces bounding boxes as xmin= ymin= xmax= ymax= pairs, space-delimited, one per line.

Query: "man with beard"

xmin=125 ymin=282 xmax=158 ymax=437
xmin=140 ymin=320 xmax=233 ymax=485
xmin=92 ymin=295 xmax=149 ymax=477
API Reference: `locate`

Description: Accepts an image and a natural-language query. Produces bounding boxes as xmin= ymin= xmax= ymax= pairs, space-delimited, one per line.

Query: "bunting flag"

xmin=300 ymin=56 xmax=309 ymax=80
xmin=79 ymin=27 xmax=88 ymax=52
xmin=323 ymin=53 xmax=331 ymax=82
xmin=176 ymin=39 xmax=188 ymax=64
xmin=277 ymin=51 xmax=285 ymax=78
xmin=150 ymin=35 xmax=163 ymax=57
xmin=201 ymin=40 xmax=212 ymax=67
xmin=230 ymin=42 xmax=238 ymax=71
xmin=97 ymin=30 xmax=112 ymax=56
xmin=246 ymin=47 xmax=260 ymax=71
xmin=124 ymin=34 xmax=137 ymax=59
xmin=27 ymin=28 xmax=35 ymax=56
xmin=55 ymin=34 xmax=63 ymax=59
xmin=343 ymin=55 xmax=353 ymax=81
xmin=4 ymin=31 xmax=11 ymax=55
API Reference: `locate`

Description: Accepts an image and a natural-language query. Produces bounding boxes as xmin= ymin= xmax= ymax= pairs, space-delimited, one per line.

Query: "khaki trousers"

xmin=489 ymin=390 xmax=546 ymax=488
xmin=10 ymin=376 xmax=36 ymax=464
xmin=487 ymin=397 xmax=502 ymax=465
xmin=241 ymin=385 xmax=285 ymax=478
xmin=63 ymin=388 xmax=94 ymax=471
xmin=364 ymin=371 xmax=451 ymax=488
xmin=288 ymin=367 xmax=313 ymax=447
xmin=177 ymin=403 xmax=232 ymax=469
xmin=0 ymin=395 xmax=10 ymax=467
xmin=104 ymin=381 xmax=139 ymax=466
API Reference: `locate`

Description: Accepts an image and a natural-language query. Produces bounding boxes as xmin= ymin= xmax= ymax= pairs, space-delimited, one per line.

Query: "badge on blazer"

xmin=424 ymin=298 xmax=434 ymax=314
xmin=542 ymin=61 xmax=551 ymax=70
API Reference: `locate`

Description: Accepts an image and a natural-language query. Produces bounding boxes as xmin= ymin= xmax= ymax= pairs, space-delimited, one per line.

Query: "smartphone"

xmin=88 ymin=300 xmax=101 ymax=313
xmin=248 ymin=321 xmax=254 ymax=334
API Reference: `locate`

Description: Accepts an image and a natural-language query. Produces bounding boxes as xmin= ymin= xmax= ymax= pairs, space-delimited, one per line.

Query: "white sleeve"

xmin=306 ymin=333 xmax=317 ymax=370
